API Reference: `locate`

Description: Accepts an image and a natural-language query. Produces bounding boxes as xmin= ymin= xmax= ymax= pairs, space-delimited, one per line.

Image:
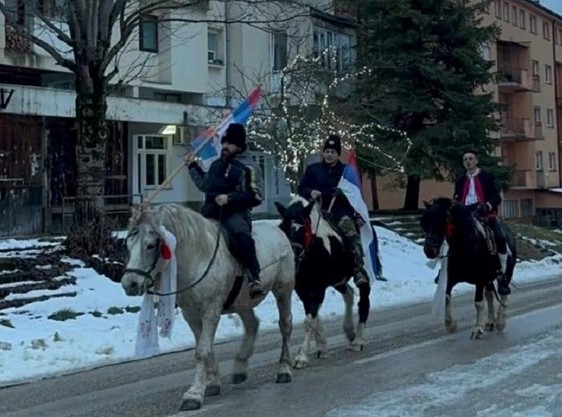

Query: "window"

xmin=38 ymin=0 xmax=66 ymax=18
xmin=530 ymin=15 xmax=537 ymax=34
xmin=545 ymin=64 xmax=553 ymax=84
xmin=549 ymin=152 xmax=557 ymax=171
xmin=511 ymin=6 xmax=517 ymax=26
xmin=534 ymin=106 xmax=542 ymax=124
xmin=519 ymin=9 xmax=526 ymax=29
xmin=208 ymin=30 xmax=221 ymax=64
xmin=139 ymin=15 xmax=158 ymax=52
xmin=558 ymin=28 xmax=562 ymax=45
xmin=502 ymin=2 xmax=509 ymax=22
xmin=547 ymin=108 xmax=555 ymax=127
xmin=520 ymin=199 xmax=533 ymax=217
xmin=484 ymin=1 xmax=491 ymax=14
xmin=272 ymin=31 xmax=288 ymax=71
xmin=543 ymin=21 xmax=551 ymax=40
xmin=532 ymin=59 xmax=539 ymax=76
xmin=480 ymin=42 xmax=491 ymax=61
xmin=135 ymin=135 xmax=169 ymax=191
xmin=503 ymin=200 xmax=518 ymax=219
xmin=495 ymin=0 xmax=502 ymax=18
xmin=535 ymin=151 xmax=543 ymax=170
xmin=313 ymin=26 xmax=353 ymax=71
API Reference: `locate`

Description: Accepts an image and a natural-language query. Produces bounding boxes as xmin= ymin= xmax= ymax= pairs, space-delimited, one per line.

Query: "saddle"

xmin=472 ymin=215 xmax=497 ymax=256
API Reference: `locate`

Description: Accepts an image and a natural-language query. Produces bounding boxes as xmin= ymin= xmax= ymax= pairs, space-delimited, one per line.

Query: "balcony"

xmin=497 ymin=67 xmax=532 ymax=92
xmin=500 ymin=118 xmax=538 ymax=142
xmin=557 ymin=84 xmax=562 ymax=106
xmin=511 ymin=170 xmax=533 ymax=189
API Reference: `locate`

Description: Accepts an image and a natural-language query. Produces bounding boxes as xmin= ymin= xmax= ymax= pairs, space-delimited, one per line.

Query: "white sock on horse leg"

xmin=499 ymin=253 xmax=507 ymax=273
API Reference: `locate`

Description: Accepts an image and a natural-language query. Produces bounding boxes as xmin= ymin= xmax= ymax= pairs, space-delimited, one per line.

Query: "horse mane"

xmin=129 ymin=204 xmax=222 ymax=255
xmin=286 ymin=195 xmax=339 ymax=242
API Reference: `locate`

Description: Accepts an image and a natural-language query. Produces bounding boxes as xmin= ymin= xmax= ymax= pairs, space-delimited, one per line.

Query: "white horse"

xmin=121 ymin=204 xmax=295 ymax=411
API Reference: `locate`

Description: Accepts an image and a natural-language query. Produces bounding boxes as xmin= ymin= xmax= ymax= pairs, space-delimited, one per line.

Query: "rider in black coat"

xmin=298 ymin=135 xmax=370 ymax=288
xmin=185 ymin=123 xmax=265 ymax=298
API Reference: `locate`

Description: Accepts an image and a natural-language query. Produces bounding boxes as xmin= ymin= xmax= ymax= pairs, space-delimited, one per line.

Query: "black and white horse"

xmin=275 ymin=196 xmax=372 ymax=368
xmin=420 ymin=198 xmax=517 ymax=339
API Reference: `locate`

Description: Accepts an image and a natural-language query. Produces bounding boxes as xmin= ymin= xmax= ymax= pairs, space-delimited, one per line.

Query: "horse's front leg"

xmin=496 ymin=294 xmax=509 ymax=332
xmin=231 ymin=310 xmax=260 ymax=384
xmin=334 ymin=283 xmax=356 ymax=344
xmin=484 ymin=283 xmax=496 ymax=332
xmin=180 ymin=309 xmax=221 ymax=411
xmin=445 ymin=292 xmax=457 ymax=333
xmin=294 ymin=291 xmax=323 ymax=369
xmin=471 ymin=284 xmax=486 ymax=340
xmin=351 ymin=283 xmax=370 ymax=352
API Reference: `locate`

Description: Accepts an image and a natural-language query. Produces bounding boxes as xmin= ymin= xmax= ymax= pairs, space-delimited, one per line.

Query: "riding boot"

xmin=245 ymin=252 xmax=264 ymax=298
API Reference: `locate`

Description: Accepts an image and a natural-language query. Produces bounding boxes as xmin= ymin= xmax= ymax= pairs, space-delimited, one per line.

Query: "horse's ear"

xmin=304 ymin=200 xmax=316 ymax=217
xmin=274 ymin=201 xmax=287 ymax=217
xmin=130 ymin=206 xmax=142 ymax=224
xmin=423 ymin=200 xmax=430 ymax=208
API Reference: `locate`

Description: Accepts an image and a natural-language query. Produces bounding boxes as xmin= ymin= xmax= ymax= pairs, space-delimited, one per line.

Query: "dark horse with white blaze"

xmin=275 ymin=196 xmax=374 ymax=368
xmin=420 ymin=198 xmax=517 ymax=339
xmin=121 ymin=204 xmax=295 ymax=411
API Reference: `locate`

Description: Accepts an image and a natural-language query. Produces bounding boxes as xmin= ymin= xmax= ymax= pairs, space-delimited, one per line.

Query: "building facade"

xmin=375 ymin=0 xmax=562 ymax=225
xmin=0 ymin=0 xmax=355 ymax=236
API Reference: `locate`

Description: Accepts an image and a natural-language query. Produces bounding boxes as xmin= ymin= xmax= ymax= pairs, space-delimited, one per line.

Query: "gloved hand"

xmin=332 ymin=187 xmax=345 ymax=197
xmin=474 ymin=202 xmax=488 ymax=217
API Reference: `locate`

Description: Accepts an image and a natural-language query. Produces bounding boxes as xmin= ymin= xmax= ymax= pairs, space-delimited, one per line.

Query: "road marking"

xmin=166 ymin=402 xmax=225 ymax=417
xmin=354 ymin=335 xmax=453 ymax=366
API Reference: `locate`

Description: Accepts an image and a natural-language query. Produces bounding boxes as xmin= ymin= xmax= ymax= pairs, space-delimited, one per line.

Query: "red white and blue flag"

xmin=190 ymin=86 xmax=262 ymax=163
xmin=337 ymin=148 xmax=378 ymax=282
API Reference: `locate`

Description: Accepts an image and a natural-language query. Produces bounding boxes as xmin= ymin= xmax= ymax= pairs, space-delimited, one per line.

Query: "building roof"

xmin=522 ymin=0 xmax=562 ymax=23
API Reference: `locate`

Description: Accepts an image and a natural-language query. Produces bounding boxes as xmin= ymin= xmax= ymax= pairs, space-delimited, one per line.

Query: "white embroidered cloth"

xmin=135 ymin=226 xmax=177 ymax=358
xmin=428 ymin=241 xmax=449 ymax=323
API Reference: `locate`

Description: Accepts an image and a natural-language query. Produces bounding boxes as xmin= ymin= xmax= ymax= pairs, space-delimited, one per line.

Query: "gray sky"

xmin=538 ymin=0 xmax=562 ymax=16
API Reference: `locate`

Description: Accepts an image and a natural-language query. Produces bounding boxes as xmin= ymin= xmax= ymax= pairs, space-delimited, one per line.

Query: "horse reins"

xmin=124 ymin=208 xmax=225 ymax=297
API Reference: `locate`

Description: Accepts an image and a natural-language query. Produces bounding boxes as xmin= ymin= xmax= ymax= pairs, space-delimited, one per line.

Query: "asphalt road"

xmin=1 ymin=277 xmax=561 ymax=417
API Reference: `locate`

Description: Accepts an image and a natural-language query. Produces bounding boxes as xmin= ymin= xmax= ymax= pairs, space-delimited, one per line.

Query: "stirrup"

xmin=249 ymin=280 xmax=264 ymax=298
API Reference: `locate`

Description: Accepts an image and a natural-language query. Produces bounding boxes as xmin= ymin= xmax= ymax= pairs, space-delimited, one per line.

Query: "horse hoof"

xmin=205 ymin=385 xmax=221 ymax=397
xmin=496 ymin=323 xmax=506 ymax=332
xmin=293 ymin=359 xmax=308 ymax=369
xmin=445 ymin=320 xmax=458 ymax=333
xmin=315 ymin=350 xmax=329 ymax=359
xmin=485 ymin=322 xmax=495 ymax=332
xmin=350 ymin=344 xmax=364 ymax=352
xmin=180 ymin=399 xmax=202 ymax=411
xmin=470 ymin=328 xmax=484 ymax=340
xmin=232 ymin=373 xmax=247 ymax=384
xmin=276 ymin=373 xmax=292 ymax=384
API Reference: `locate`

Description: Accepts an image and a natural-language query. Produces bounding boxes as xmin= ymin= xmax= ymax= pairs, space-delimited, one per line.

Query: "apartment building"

xmin=375 ymin=0 xmax=562 ymax=225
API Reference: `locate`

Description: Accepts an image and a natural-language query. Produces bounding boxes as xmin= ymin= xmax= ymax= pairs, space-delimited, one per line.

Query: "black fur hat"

xmin=221 ymin=123 xmax=247 ymax=152
xmin=323 ymin=134 xmax=342 ymax=155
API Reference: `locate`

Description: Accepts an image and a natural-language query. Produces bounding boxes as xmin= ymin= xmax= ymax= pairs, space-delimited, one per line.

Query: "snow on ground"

xmin=0 ymin=225 xmax=561 ymax=386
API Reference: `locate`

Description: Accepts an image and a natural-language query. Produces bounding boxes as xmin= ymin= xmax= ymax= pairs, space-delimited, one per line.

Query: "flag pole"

xmin=144 ymin=128 xmax=217 ymax=204
xmin=142 ymin=85 xmax=261 ymax=205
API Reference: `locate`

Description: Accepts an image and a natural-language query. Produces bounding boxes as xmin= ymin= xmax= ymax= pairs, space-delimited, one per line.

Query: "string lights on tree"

xmin=246 ymin=48 xmax=412 ymax=189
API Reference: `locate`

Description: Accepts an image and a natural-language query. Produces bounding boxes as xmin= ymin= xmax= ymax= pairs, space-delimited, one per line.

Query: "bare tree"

xmin=0 ymin=0 xmax=313 ymax=220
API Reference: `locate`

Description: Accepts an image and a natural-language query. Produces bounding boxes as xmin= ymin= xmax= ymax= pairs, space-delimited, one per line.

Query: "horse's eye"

xmin=147 ymin=244 xmax=156 ymax=250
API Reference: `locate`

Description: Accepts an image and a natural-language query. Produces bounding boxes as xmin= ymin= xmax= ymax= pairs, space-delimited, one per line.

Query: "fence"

xmin=0 ymin=183 xmax=43 ymax=237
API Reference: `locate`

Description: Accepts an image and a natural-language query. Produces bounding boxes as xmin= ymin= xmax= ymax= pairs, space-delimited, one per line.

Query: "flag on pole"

xmin=190 ymin=86 xmax=262 ymax=165
xmin=337 ymin=148 xmax=378 ymax=282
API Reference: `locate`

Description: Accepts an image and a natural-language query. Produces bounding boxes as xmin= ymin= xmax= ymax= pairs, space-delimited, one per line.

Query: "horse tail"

xmin=373 ymin=227 xmax=383 ymax=278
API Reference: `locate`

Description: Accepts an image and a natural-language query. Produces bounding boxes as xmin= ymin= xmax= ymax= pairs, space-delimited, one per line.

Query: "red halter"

xmin=303 ymin=221 xmax=314 ymax=249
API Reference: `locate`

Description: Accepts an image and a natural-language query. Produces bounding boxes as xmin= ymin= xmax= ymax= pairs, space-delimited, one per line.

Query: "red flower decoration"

xmin=161 ymin=243 xmax=172 ymax=260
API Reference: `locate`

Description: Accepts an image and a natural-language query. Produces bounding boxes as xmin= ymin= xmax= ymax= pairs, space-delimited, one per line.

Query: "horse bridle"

xmin=122 ymin=231 xmax=162 ymax=290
